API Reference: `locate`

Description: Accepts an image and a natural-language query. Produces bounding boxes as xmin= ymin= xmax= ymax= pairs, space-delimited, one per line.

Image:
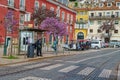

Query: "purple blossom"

xmin=4 ymin=10 xmax=17 ymax=32
xmin=40 ymin=17 xmax=68 ymax=39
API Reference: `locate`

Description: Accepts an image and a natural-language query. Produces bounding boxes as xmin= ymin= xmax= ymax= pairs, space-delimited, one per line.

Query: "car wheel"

xmin=95 ymin=46 xmax=99 ymax=49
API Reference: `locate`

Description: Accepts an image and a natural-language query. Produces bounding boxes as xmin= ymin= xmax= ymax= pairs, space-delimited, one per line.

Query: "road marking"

xmin=98 ymin=69 xmax=112 ymax=78
xmin=8 ymin=62 xmax=31 ymax=67
xmin=40 ymin=64 xmax=63 ymax=70
xmin=55 ymin=60 xmax=63 ymax=62
xmin=78 ymin=67 xmax=95 ymax=76
xmin=18 ymin=76 xmax=51 ymax=80
xmin=75 ymin=50 xmax=120 ymax=63
xmin=24 ymin=63 xmax=50 ymax=69
xmin=59 ymin=65 xmax=79 ymax=73
xmin=117 ymin=64 xmax=120 ymax=80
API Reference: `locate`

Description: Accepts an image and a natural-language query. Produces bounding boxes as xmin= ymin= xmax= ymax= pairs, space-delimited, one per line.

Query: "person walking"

xmin=35 ymin=38 xmax=42 ymax=56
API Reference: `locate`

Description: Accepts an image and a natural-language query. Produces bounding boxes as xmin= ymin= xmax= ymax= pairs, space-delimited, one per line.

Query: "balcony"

xmin=76 ymin=20 xmax=88 ymax=24
xmin=89 ymin=15 xmax=120 ymax=20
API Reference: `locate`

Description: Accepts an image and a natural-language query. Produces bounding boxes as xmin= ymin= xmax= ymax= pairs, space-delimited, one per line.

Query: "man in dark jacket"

xmin=35 ymin=38 xmax=42 ymax=56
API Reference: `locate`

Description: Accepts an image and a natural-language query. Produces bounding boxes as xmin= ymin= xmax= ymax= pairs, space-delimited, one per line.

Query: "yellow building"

xmin=68 ymin=1 xmax=89 ymax=40
xmin=74 ymin=8 xmax=89 ymax=40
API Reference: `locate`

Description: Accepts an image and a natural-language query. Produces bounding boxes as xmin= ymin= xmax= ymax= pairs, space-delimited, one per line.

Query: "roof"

xmin=20 ymin=28 xmax=47 ymax=32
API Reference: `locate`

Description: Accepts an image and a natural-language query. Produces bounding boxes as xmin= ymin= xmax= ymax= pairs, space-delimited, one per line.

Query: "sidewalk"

xmin=0 ymin=47 xmax=112 ymax=66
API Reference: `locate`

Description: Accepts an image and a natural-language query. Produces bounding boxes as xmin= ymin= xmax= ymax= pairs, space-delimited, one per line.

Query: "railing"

xmin=89 ymin=16 xmax=120 ymax=20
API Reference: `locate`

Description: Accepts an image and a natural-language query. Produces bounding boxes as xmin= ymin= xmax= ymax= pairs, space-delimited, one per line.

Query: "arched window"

xmin=77 ymin=32 xmax=84 ymax=40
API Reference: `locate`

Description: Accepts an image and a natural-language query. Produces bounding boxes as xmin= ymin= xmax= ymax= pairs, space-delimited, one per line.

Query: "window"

xmin=56 ymin=6 xmax=60 ymax=17
xmin=80 ymin=12 xmax=84 ymax=15
xmin=19 ymin=14 xmax=24 ymax=25
xmin=91 ymin=13 xmax=94 ymax=17
xmin=8 ymin=0 xmax=14 ymax=8
xmin=90 ymin=29 xmax=93 ymax=33
xmin=90 ymin=21 xmax=94 ymax=25
xmin=114 ymin=30 xmax=118 ymax=33
xmin=25 ymin=13 xmax=30 ymax=22
xmin=67 ymin=13 xmax=70 ymax=23
xmin=34 ymin=0 xmax=39 ymax=10
xmin=106 ymin=12 xmax=111 ymax=17
xmin=34 ymin=19 xmax=38 ymax=28
xmin=62 ymin=11 xmax=65 ymax=21
xmin=70 ymin=15 xmax=73 ymax=24
xmin=115 ymin=12 xmax=119 ymax=17
xmin=116 ymin=2 xmax=120 ymax=7
xmin=42 ymin=3 xmax=46 ymax=9
xmin=97 ymin=29 xmax=101 ymax=33
xmin=20 ymin=0 xmax=25 ymax=10
xmin=106 ymin=30 xmax=109 ymax=33
xmin=98 ymin=12 xmax=102 ymax=17
xmin=80 ymin=18 xmax=83 ymax=21
xmin=99 ymin=3 xmax=103 ymax=7
xmin=50 ymin=7 xmax=54 ymax=11
xmin=98 ymin=21 xmax=102 ymax=25
xmin=107 ymin=3 xmax=112 ymax=7
xmin=115 ymin=20 xmax=119 ymax=24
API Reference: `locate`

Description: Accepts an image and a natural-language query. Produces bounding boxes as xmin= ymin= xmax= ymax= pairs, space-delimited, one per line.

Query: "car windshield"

xmin=91 ymin=42 xmax=99 ymax=44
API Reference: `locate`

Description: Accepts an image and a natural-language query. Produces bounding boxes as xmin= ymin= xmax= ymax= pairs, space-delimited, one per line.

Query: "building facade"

xmin=0 ymin=0 xmax=76 ymax=51
xmin=88 ymin=0 xmax=120 ymax=42
xmin=69 ymin=0 xmax=89 ymax=40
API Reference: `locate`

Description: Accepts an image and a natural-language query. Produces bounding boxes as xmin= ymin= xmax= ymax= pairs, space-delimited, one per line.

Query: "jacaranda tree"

xmin=40 ymin=17 xmax=67 ymax=53
xmin=40 ymin=17 xmax=68 ymax=40
xmin=31 ymin=8 xmax=56 ymax=25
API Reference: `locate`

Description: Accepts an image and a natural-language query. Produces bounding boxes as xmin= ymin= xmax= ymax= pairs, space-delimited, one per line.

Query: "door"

xmin=77 ymin=32 xmax=84 ymax=40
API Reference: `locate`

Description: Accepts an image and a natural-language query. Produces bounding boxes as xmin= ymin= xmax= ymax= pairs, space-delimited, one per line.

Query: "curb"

xmin=0 ymin=53 xmax=75 ymax=67
xmin=0 ymin=48 xmax=113 ymax=67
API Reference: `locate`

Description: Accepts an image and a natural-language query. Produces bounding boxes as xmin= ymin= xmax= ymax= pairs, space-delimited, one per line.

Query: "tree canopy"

xmin=40 ymin=17 xmax=68 ymax=39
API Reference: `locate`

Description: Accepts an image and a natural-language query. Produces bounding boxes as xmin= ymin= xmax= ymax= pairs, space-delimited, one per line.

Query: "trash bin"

xmin=27 ymin=43 xmax=35 ymax=58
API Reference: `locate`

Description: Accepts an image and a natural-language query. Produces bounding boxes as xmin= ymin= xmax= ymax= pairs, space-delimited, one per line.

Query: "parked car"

xmin=109 ymin=40 xmax=120 ymax=48
xmin=91 ymin=40 xmax=102 ymax=49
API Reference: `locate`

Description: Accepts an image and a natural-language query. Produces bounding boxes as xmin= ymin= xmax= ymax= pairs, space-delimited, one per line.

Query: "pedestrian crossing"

xmin=98 ymin=69 xmax=112 ymax=78
xmin=23 ymin=62 xmax=115 ymax=79
xmin=40 ymin=64 xmax=63 ymax=70
xmin=59 ymin=65 xmax=79 ymax=73
xmin=77 ymin=67 xmax=95 ymax=76
xmin=18 ymin=76 xmax=51 ymax=80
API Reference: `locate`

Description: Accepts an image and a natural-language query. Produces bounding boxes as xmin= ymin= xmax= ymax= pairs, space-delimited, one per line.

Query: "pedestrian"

xmin=35 ymin=38 xmax=42 ymax=56
xmin=52 ymin=40 xmax=57 ymax=54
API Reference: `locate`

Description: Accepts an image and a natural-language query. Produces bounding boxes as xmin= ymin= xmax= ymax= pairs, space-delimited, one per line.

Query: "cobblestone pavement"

xmin=0 ymin=48 xmax=119 ymax=80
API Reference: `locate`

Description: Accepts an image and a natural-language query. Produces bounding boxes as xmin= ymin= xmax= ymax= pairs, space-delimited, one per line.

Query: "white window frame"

xmin=116 ymin=2 xmax=120 ymax=7
xmin=107 ymin=3 xmax=112 ymax=7
xmin=8 ymin=0 xmax=14 ymax=8
xmin=99 ymin=3 xmax=103 ymax=7
xmin=106 ymin=12 xmax=111 ymax=17
xmin=19 ymin=0 xmax=25 ymax=11
xmin=50 ymin=7 xmax=54 ymax=11
xmin=56 ymin=6 xmax=60 ymax=17
xmin=67 ymin=13 xmax=70 ymax=23
xmin=34 ymin=0 xmax=39 ymax=10
xmin=62 ymin=11 xmax=65 ymax=21
xmin=25 ymin=13 xmax=31 ymax=22
xmin=42 ymin=3 xmax=46 ymax=9
xmin=70 ymin=15 xmax=73 ymax=24
xmin=19 ymin=14 xmax=25 ymax=25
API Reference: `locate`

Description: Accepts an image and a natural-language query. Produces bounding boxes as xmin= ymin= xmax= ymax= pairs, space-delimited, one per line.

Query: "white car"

xmin=91 ymin=40 xmax=102 ymax=49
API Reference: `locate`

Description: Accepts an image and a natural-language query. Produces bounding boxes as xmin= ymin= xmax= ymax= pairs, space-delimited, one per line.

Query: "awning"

xmin=20 ymin=28 xmax=47 ymax=32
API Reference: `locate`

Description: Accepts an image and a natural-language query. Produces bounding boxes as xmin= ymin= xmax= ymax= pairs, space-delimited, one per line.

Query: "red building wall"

xmin=0 ymin=0 xmax=76 ymax=43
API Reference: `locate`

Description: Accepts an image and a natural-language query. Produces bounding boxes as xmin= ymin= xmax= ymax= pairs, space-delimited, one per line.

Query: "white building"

xmin=88 ymin=0 xmax=120 ymax=42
